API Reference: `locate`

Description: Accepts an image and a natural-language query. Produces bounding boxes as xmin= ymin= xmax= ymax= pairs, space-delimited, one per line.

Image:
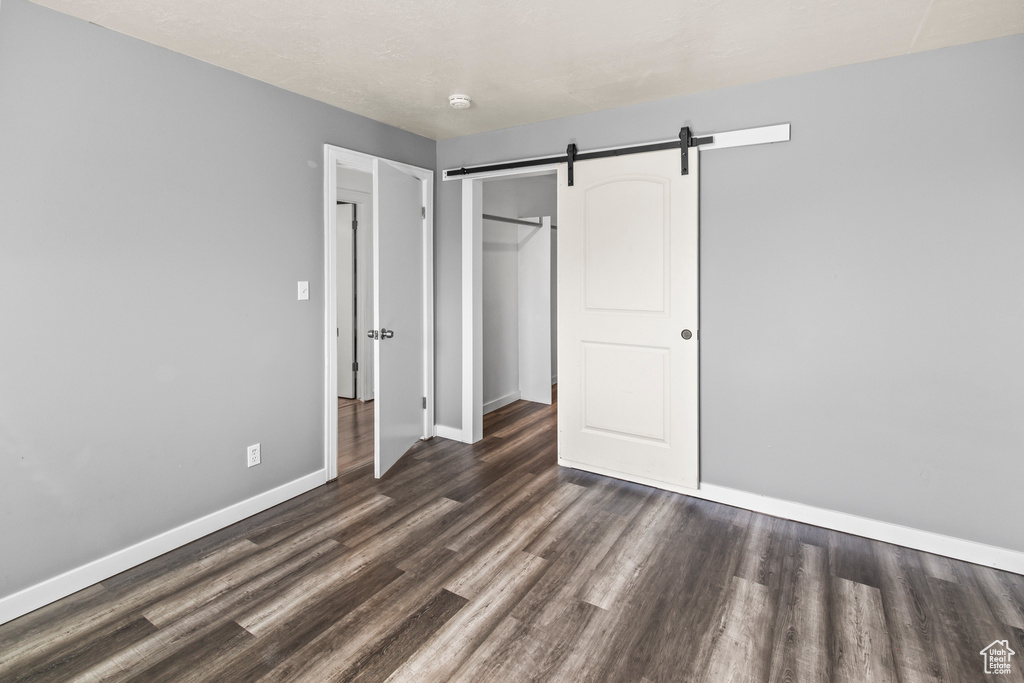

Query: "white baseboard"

xmin=0 ymin=470 xmax=326 ymax=626
xmin=483 ymin=391 xmax=520 ymax=415
xmin=695 ymin=483 xmax=1024 ymax=575
xmin=558 ymin=459 xmax=1024 ymax=575
xmin=434 ymin=424 xmax=469 ymax=442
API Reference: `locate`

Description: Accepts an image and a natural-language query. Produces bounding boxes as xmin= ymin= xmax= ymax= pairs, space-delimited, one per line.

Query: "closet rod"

xmin=482 ymin=214 xmax=557 ymax=230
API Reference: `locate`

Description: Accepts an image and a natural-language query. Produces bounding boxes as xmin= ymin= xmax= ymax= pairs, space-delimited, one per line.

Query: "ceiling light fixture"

xmin=449 ymin=94 xmax=472 ymax=110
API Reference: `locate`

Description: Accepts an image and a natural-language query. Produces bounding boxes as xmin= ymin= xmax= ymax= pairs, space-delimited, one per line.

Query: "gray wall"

xmin=436 ymin=35 xmax=1024 ymax=552
xmin=0 ymin=0 xmax=434 ymax=599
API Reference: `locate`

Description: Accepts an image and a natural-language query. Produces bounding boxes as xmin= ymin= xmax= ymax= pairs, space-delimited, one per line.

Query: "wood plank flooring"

xmin=338 ymin=397 xmax=373 ymax=475
xmin=3 ymin=395 xmax=1024 ymax=681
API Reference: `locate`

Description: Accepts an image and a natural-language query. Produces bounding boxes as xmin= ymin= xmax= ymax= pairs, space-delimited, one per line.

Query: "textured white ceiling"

xmin=30 ymin=0 xmax=1024 ymax=140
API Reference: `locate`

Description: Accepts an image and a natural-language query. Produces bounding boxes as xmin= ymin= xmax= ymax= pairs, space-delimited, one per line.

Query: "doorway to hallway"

xmin=323 ymin=145 xmax=435 ymax=481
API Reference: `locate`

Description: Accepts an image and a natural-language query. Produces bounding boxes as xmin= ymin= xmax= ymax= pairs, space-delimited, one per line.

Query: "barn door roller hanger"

xmin=566 ymin=127 xmax=711 ymax=185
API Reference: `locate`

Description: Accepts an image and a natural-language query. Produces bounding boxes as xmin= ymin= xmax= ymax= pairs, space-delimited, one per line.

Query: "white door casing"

xmin=557 ymin=148 xmax=699 ymax=492
xmin=373 ymin=159 xmax=426 ymax=478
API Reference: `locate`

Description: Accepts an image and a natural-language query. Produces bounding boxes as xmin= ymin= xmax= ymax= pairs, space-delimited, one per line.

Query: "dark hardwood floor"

xmin=2 ymin=395 xmax=1024 ymax=681
xmin=338 ymin=397 xmax=373 ymax=475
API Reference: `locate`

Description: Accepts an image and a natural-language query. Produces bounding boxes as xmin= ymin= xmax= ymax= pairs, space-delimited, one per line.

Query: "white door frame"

xmin=323 ymin=144 xmax=435 ymax=481
xmin=457 ymin=167 xmax=559 ymax=443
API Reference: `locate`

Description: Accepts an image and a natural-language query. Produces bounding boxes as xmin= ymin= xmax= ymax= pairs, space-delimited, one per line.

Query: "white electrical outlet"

xmin=247 ymin=443 xmax=261 ymax=468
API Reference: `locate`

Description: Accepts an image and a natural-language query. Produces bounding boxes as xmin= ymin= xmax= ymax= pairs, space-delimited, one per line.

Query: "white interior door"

xmin=336 ymin=203 xmax=355 ymax=399
xmin=373 ymin=159 xmax=425 ymax=477
xmin=557 ymin=148 xmax=699 ymax=491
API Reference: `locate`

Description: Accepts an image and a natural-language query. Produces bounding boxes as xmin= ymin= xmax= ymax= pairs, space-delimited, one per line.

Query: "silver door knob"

xmin=380 ymin=328 xmax=394 ymax=339
xmin=681 ymin=329 xmax=693 ymax=340
xmin=367 ymin=329 xmax=378 ymax=339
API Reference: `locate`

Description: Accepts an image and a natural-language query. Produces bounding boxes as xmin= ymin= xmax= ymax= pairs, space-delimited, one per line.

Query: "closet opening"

xmin=480 ymin=175 xmax=558 ymax=437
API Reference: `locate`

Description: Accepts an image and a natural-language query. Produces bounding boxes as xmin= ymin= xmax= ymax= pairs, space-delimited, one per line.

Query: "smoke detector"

xmin=448 ymin=94 xmax=472 ymax=110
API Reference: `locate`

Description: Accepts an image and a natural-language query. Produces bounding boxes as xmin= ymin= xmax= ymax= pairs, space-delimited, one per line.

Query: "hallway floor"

xmin=338 ymin=396 xmax=373 ymax=475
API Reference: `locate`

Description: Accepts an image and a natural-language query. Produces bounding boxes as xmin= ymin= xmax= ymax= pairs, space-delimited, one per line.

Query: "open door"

xmin=557 ymin=148 xmax=699 ymax=492
xmin=372 ymin=159 xmax=425 ymax=478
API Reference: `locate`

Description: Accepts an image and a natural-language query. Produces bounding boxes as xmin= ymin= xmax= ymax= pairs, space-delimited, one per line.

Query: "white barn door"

xmin=557 ymin=148 xmax=699 ymax=492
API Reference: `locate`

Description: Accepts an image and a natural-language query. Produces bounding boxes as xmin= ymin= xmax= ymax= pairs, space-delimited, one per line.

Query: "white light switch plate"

xmin=297 ymin=281 xmax=309 ymax=300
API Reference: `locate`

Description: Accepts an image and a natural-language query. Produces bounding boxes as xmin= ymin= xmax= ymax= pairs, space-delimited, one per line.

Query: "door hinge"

xmin=421 ymin=206 xmax=426 ymax=219
xmin=352 ymin=361 xmax=358 ymax=371
xmin=422 ymin=396 xmax=427 ymax=409
xmin=353 ymin=220 xmax=358 ymax=230
xmin=336 ymin=328 xmax=339 ymax=337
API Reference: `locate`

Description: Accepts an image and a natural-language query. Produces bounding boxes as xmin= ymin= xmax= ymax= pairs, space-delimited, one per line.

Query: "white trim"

xmin=323 ymin=146 xmax=341 ymax=481
xmin=421 ymin=173 xmax=436 ymax=439
xmin=558 ymin=458 xmax=1024 ymax=575
xmin=698 ymin=123 xmax=790 ymax=151
xmin=442 ymin=124 xmax=790 ymax=180
xmin=696 ymin=483 xmax=1024 ymax=575
xmin=0 ymin=470 xmax=325 ymax=626
xmin=484 ymin=391 xmax=521 ymax=415
xmin=460 ymin=179 xmax=483 ymax=444
xmin=324 ymin=145 xmax=435 ymax=477
xmin=434 ymin=425 xmax=465 ymax=441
